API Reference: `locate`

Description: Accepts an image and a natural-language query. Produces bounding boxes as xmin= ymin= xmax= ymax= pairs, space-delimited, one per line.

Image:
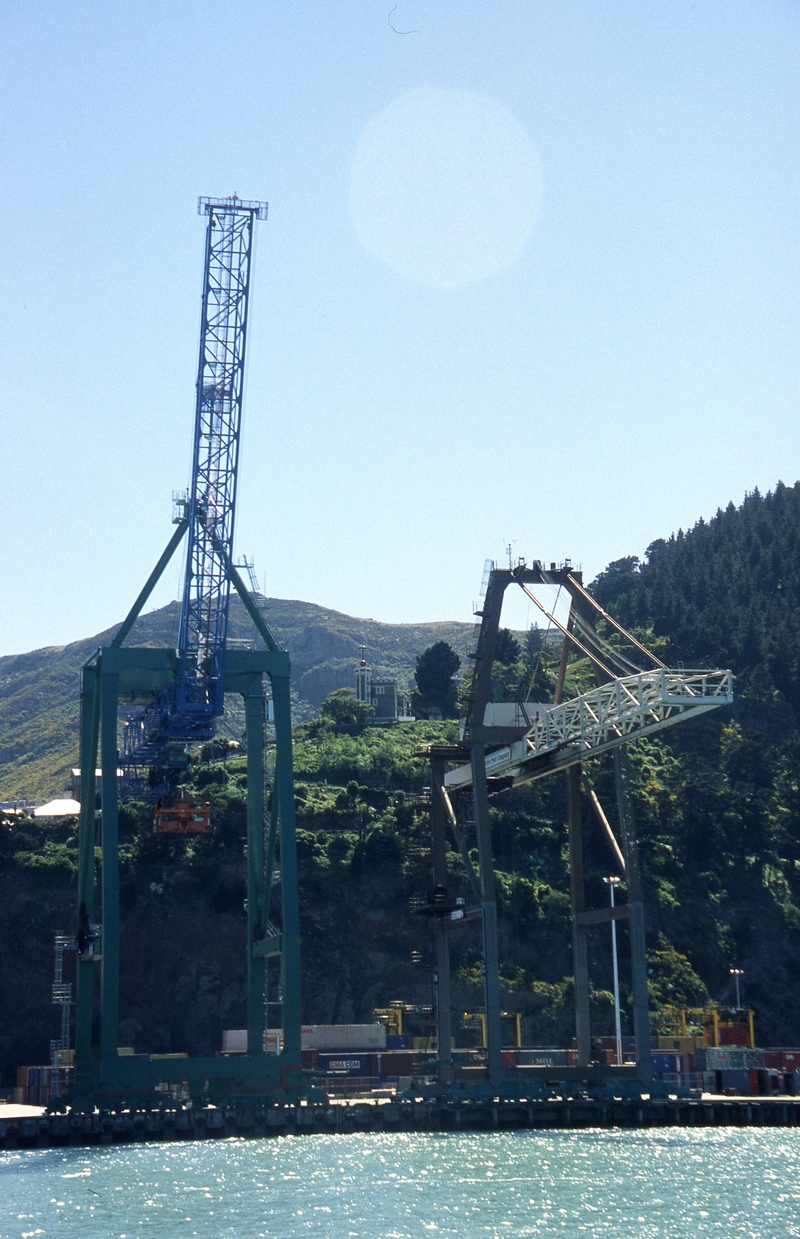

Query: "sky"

xmin=1 ymin=0 xmax=799 ymax=656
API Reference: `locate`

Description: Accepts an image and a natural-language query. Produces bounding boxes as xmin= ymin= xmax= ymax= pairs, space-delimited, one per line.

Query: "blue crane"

xmin=121 ymin=196 xmax=268 ymax=785
xmin=74 ymin=195 xmax=303 ymax=1110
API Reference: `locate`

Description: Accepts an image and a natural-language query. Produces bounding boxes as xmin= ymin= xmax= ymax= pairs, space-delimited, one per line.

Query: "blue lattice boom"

xmin=122 ymin=196 xmax=268 ymax=782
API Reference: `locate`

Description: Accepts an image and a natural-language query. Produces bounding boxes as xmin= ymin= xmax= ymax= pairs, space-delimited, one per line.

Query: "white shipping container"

xmin=223 ymin=1024 xmax=387 ymax=1052
xmin=301 ymin=1024 xmax=386 ymax=1050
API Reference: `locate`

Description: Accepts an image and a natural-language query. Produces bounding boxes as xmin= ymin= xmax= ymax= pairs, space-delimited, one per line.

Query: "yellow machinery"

xmin=461 ymin=1011 xmax=522 ymax=1049
xmin=660 ymin=1005 xmax=755 ymax=1048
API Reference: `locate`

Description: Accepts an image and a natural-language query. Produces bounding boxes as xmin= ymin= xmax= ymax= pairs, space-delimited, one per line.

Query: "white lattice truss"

xmin=445 ymin=668 xmax=733 ymax=789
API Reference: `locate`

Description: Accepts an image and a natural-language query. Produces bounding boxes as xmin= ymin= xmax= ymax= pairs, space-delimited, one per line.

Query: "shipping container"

xmin=374 ymin=1052 xmax=422 ymax=1077
xmin=222 ymin=1029 xmax=247 ymax=1053
xmin=657 ymin=1036 xmax=703 ymax=1053
xmin=719 ymin=1068 xmax=751 ymax=1095
xmin=748 ymin=1069 xmax=761 ymax=1095
xmin=781 ymin=1051 xmax=800 ymax=1071
xmin=702 ymin=1071 xmax=719 ymax=1094
xmin=695 ymin=1048 xmax=762 ymax=1071
xmin=317 ymin=1053 xmax=374 ymax=1076
xmin=501 ymin=1050 xmax=518 ymax=1067
xmin=385 ymin=1034 xmax=409 ymax=1050
xmin=593 ymin=1036 xmax=652 ymax=1053
xmin=518 ymin=1050 xmax=569 ymax=1067
xmin=16 ymin=1064 xmax=73 ymax=1105
xmin=766 ymin=1071 xmax=786 ymax=1094
xmin=652 ymin=1053 xmax=683 ymax=1074
xmin=719 ymin=1026 xmax=751 ymax=1047
xmin=302 ymin=1024 xmax=386 ymax=1051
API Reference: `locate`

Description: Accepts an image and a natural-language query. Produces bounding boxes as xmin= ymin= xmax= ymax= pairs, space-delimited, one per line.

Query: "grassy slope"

xmin=0 ymin=597 xmax=473 ymax=803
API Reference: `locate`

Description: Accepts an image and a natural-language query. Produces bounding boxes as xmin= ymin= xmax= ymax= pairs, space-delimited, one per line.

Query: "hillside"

xmin=4 ymin=483 xmax=800 ymax=1084
xmin=0 ymin=597 xmax=473 ymax=803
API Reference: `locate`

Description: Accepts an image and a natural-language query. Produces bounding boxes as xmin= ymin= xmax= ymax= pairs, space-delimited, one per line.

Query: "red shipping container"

xmin=566 ymin=1050 xmax=578 ymax=1066
xmin=763 ymin=1051 xmax=782 ymax=1069
xmin=781 ymin=1052 xmax=800 ymax=1071
xmin=748 ymin=1070 xmax=761 ymax=1095
xmin=501 ymin=1050 xmax=518 ymax=1067
xmin=376 ymin=1052 xmax=422 ymax=1077
xmin=719 ymin=1026 xmax=751 ymax=1046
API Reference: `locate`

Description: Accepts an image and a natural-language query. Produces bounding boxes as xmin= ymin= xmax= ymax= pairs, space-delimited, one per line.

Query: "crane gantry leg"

xmin=73 ymin=533 xmax=303 ymax=1111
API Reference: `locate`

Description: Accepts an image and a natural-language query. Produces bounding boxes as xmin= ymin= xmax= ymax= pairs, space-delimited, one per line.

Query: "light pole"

xmin=604 ymin=876 xmax=623 ymax=1065
xmin=730 ymin=968 xmax=744 ymax=1010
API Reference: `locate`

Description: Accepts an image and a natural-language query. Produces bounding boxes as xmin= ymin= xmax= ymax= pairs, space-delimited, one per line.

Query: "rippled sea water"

xmin=3 ymin=1129 xmax=800 ymax=1238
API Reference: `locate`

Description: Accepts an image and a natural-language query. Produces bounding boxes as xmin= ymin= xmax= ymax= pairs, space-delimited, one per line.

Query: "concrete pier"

xmin=2 ymin=1095 xmax=800 ymax=1147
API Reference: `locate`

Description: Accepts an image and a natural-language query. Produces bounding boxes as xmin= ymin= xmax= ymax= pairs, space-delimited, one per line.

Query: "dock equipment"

xmin=73 ymin=198 xmax=302 ymax=1111
xmin=153 ymin=787 xmax=211 ymax=834
xmin=425 ymin=559 xmax=733 ymax=1092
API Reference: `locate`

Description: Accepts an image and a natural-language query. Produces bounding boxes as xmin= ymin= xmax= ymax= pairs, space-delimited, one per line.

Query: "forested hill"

xmin=582 ymin=481 xmax=800 ymax=1042
xmin=592 ymin=481 xmax=800 ymax=713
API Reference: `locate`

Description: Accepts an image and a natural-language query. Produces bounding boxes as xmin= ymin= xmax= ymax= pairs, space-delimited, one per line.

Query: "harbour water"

xmin=3 ymin=1128 xmax=800 ymax=1238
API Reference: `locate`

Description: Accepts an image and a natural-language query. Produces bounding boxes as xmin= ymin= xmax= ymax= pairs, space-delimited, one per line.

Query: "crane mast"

xmin=122 ymin=196 xmax=268 ymax=777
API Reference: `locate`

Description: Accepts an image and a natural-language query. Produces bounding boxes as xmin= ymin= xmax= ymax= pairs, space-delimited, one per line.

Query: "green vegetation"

xmin=411 ymin=639 xmax=461 ymax=718
xmin=3 ymin=482 xmax=800 ymax=1082
xmin=0 ymin=597 xmax=472 ymax=803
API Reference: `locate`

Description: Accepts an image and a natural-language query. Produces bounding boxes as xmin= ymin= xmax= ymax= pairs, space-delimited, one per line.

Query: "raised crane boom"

xmin=122 ymin=196 xmax=268 ymax=776
xmin=177 ymin=196 xmax=268 ymax=724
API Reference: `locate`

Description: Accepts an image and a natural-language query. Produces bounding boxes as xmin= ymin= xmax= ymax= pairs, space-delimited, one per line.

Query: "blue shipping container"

xmin=385 ymin=1035 xmax=409 ymax=1050
xmin=652 ymin=1054 xmax=683 ymax=1074
xmin=720 ymin=1069 xmax=751 ymax=1095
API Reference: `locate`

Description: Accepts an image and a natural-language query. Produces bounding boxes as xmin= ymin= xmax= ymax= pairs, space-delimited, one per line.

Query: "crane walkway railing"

xmin=445 ymin=668 xmax=733 ymax=789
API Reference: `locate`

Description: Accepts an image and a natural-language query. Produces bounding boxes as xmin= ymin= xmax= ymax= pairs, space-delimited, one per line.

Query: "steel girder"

xmin=445 ymin=668 xmax=734 ymax=790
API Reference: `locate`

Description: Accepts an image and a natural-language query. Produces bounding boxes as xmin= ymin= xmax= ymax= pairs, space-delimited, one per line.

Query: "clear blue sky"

xmin=2 ymin=0 xmax=799 ymax=656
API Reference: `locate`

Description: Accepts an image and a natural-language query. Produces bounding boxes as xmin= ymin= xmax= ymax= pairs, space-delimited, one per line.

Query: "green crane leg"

xmin=471 ymin=743 xmax=502 ymax=1089
xmin=567 ymin=764 xmax=591 ymax=1066
xmin=75 ymin=662 xmax=101 ymax=1091
xmin=613 ymin=748 xmax=652 ymax=1086
xmin=271 ymin=670 xmax=301 ymax=1066
xmin=245 ymin=682 xmax=266 ymax=1057
xmin=100 ymin=670 xmax=120 ymax=1064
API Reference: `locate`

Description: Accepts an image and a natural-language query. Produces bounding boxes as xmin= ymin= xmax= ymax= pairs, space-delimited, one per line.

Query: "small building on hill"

xmin=355 ymin=652 xmax=408 ymax=723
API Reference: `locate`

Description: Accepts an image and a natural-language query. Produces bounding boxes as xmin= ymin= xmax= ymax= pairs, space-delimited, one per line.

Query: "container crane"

xmin=424 ymin=559 xmax=733 ymax=1096
xmin=73 ymin=198 xmax=303 ymax=1112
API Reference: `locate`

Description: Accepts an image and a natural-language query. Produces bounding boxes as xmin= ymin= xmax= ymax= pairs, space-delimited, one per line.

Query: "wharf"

xmin=2 ymin=1095 xmax=800 ymax=1147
